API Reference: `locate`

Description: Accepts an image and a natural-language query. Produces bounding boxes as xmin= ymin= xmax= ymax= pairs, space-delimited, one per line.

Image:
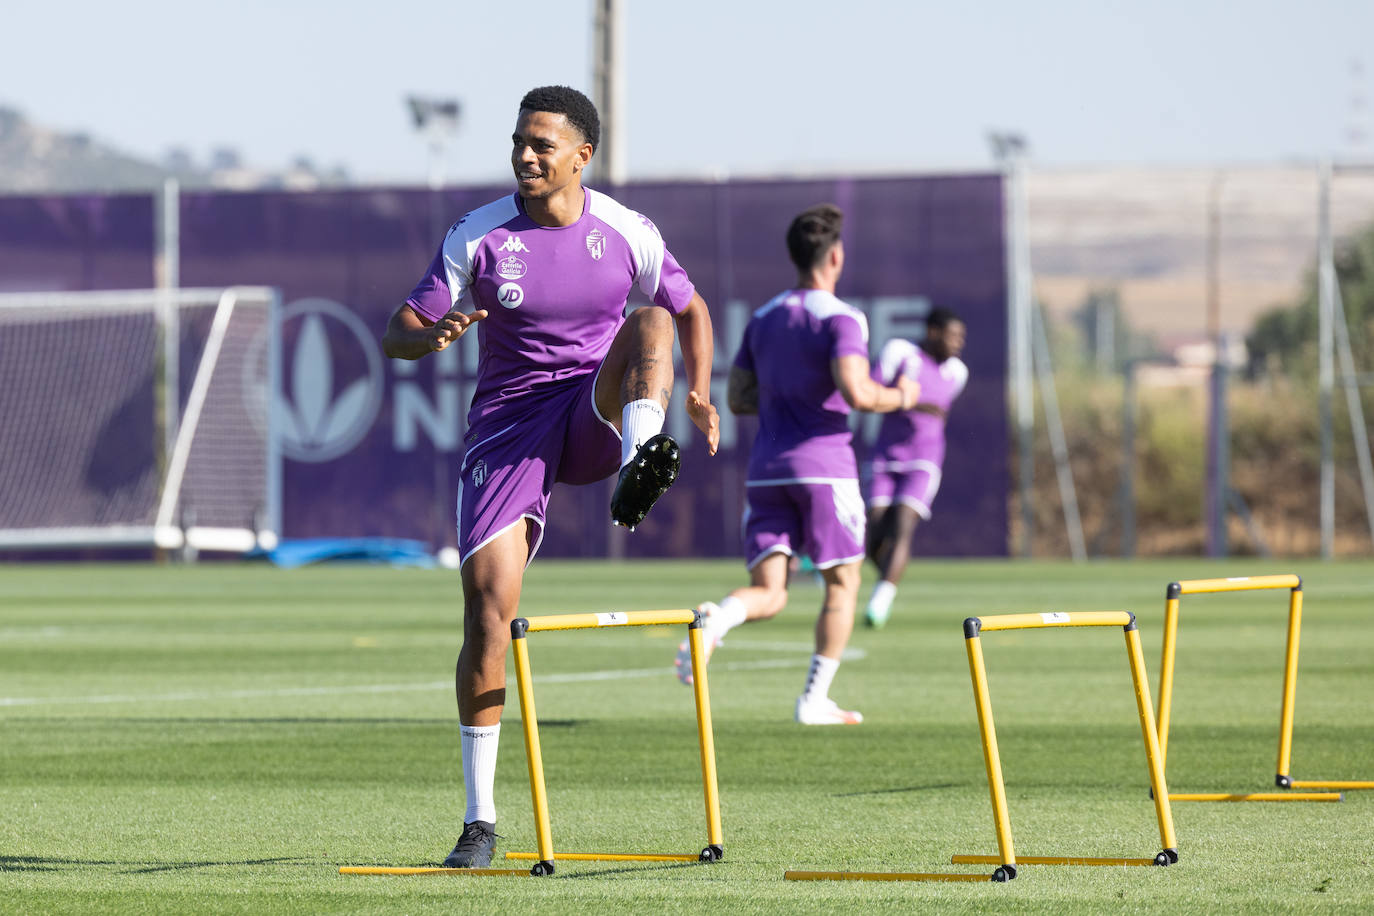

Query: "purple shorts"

xmin=865 ymin=460 xmax=942 ymax=520
xmin=457 ymin=369 xmax=620 ymax=567
xmin=741 ymin=480 xmax=866 ymax=570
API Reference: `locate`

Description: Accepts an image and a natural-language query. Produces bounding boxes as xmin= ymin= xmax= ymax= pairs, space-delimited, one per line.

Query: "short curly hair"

xmin=786 ymin=203 xmax=844 ymax=272
xmin=519 ymin=85 xmax=601 ymax=152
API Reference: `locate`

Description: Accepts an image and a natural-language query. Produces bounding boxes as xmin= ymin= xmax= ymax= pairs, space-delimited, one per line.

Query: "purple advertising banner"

xmin=1 ymin=175 xmax=1007 ymax=558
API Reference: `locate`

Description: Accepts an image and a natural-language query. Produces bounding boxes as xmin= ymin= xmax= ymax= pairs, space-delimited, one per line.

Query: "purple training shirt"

xmin=869 ymin=339 xmax=969 ymax=469
xmin=406 ymin=189 xmax=695 ymax=428
xmin=734 ymin=289 xmax=870 ymax=481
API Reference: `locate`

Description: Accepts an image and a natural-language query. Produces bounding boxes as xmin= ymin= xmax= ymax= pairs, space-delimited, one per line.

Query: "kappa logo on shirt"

xmin=498 ymin=235 xmax=530 ymax=253
xmin=585 ymin=229 xmax=605 ymax=260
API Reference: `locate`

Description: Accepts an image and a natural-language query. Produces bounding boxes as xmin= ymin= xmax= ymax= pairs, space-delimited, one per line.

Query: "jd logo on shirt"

xmin=497 ymin=283 xmax=524 ymax=309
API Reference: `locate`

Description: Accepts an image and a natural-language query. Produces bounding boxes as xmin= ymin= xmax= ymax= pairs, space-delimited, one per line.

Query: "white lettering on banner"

xmin=380 ymin=294 xmax=935 ymax=455
xmin=393 ymin=381 xmax=462 ymax=451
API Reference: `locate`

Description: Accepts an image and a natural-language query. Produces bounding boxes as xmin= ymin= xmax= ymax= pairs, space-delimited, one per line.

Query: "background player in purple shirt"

xmin=382 ymin=86 xmax=720 ymax=867
xmin=862 ymin=308 xmax=968 ymax=627
xmin=673 ymin=204 xmax=919 ymax=725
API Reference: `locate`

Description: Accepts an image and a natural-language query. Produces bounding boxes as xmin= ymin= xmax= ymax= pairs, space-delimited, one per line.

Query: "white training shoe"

xmin=795 ymin=695 xmax=864 ymax=725
xmin=675 ymin=602 xmax=723 ymax=686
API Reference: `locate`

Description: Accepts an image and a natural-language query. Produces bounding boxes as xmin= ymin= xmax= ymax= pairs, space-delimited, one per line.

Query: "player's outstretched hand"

xmin=896 ymin=376 xmax=922 ymax=411
xmin=432 ymin=309 xmax=488 ymax=351
xmin=686 ymin=390 xmax=720 ymax=456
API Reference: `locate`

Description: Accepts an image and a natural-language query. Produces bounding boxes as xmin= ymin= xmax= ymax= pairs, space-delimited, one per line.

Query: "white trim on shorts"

xmin=458 ymin=513 xmax=545 ymax=571
xmin=746 ymin=544 xmax=793 ymax=570
xmin=588 ymin=359 xmax=623 ymax=443
xmin=746 ymin=476 xmax=859 ymax=487
xmin=814 ymin=551 xmax=866 ymax=570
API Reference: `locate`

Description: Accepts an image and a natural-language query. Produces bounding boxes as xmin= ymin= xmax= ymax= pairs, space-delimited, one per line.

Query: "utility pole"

xmin=990 ymin=131 xmax=1034 ymax=558
xmin=592 ymin=0 xmax=627 ymax=185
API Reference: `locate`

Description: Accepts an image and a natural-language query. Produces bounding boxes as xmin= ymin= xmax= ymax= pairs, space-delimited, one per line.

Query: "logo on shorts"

xmin=585 ymin=229 xmax=605 ymax=260
xmin=496 ymin=256 xmax=527 ymax=280
xmin=496 ymin=282 xmax=524 ymax=309
xmin=471 ymin=459 xmax=487 ymax=488
xmin=498 ymin=235 xmax=529 ymax=253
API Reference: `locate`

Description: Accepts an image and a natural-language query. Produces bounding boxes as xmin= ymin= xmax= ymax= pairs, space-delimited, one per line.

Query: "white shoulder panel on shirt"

xmin=943 ymin=356 xmax=970 ymax=393
xmin=586 ymin=188 xmax=666 ymax=296
xmin=442 ymin=195 xmax=521 ymax=284
xmin=878 ymin=337 xmax=920 ymax=382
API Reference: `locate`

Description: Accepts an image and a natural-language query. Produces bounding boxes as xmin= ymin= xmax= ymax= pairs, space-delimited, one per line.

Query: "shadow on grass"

xmin=0 ymin=855 xmax=319 ymax=874
xmin=832 ymin=782 xmax=963 ymax=797
xmin=554 ymin=860 xmax=717 ymax=880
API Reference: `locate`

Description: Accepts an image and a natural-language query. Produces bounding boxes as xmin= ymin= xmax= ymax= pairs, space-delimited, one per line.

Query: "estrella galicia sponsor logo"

xmin=496 ymin=282 xmax=524 ymax=309
xmin=498 ymin=235 xmax=529 ymax=253
xmin=585 ymin=228 xmax=605 ymax=260
xmin=471 ymin=459 xmax=487 ymax=488
xmin=274 ymin=298 xmax=385 ymax=463
xmin=497 ymin=256 xmax=527 ymax=280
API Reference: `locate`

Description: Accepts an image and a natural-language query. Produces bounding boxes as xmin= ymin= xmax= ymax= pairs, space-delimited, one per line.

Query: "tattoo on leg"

xmin=623 ymin=355 xmax=661 ymax=403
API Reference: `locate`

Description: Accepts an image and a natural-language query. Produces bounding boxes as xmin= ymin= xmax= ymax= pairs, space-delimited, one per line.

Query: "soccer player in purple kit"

xmin=383 ymin=86 xmax=720 ymax=868
xmin=673 ymin=203 xmax=919 ymax=725
xmin=861 ymin=308 xmax=968 ymax=628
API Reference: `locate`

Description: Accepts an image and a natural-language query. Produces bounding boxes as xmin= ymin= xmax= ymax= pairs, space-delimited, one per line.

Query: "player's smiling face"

xmin=511 ymin=110 xmax=591 ymax=201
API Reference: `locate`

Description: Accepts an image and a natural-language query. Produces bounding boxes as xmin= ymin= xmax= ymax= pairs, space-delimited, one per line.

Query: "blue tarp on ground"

xmin=247 ymin=537 xmax=436 ymax=569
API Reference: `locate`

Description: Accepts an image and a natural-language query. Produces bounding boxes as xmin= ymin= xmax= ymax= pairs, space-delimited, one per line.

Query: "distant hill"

xmin=0 ymin=106 xmax=348 ymax=194
xmin=0 ymin=106 xmax=199 ymax=192
xmin=1027 ymin=164 xmax=1374 ymax=337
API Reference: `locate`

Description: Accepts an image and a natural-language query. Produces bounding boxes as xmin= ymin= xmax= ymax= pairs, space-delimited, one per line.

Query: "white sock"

xmin=620 ymin=399 xmax=666 ymax=467
xmin=460 ymin=723 xmax=500 ymax=825
xmin=866 ymin=580 xmax=898 ymax=617
xmin=801 ymin=654 xmax=841 ymax=703
xmin=707 ymin=595 xmax=749 ymax=639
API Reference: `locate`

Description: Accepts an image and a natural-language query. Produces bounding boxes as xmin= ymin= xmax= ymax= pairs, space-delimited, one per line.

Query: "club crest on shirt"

xmin=585 ymin=229 xmax=605 ymax=260
xmin=471 ymin=459 xmax=487 ymax=488
xmin=496 ymin=256 xmax=527 ymax=280
xmin=498 ymin=235 xmax=529 ymax=253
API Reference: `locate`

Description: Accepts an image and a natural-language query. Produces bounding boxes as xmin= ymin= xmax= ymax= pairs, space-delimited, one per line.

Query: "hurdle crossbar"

xmin=1157 ymin=575 xmax=1367 ymax=800
xmin=507 ymin=609 xmax=724 ymax=876
xmin=784 ymin=610 xmax=1178 ymax=884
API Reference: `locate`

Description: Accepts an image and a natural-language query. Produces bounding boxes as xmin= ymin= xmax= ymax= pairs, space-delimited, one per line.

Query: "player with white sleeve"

xmin=383 ymin=86 xmax=719 ymax=868
xmin=861 ymin=308 xmax=968 ymax=627
xmin=673 ymin=204 xmax=919 ymax=725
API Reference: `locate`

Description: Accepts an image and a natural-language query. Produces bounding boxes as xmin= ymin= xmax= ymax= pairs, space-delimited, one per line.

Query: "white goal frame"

xmin=0 ymin=286 xmax=281 ymax=554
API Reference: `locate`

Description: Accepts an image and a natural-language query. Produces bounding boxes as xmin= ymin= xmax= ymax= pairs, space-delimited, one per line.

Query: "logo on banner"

xmin=497 ymin=256 xmax=527 ymax=279
xmin=498 ymin=235 xmax=529 ymax=253
xmin=585 ymin=229 xmax=605 ymax=260
xmin=269 ymin=298 xmax=385 ymax=463
xmin=497 ymin=283 xmax=524 ymax=309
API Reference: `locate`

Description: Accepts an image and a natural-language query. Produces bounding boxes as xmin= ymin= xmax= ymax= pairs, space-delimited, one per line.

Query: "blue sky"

xmin=3 ymin=0 xmax=1371 ymax=184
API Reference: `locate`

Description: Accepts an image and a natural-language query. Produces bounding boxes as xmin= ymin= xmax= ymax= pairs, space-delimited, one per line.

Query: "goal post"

xmin=0 ymin=286 xmax=281 ymax=554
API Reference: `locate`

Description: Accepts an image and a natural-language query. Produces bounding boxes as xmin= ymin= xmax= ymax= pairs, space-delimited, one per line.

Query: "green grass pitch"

xmin=2 ymin=558 xmax=1371 ymax=913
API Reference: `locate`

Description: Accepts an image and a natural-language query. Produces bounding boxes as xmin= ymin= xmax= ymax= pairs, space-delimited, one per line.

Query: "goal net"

xmin=0 ymin=286 xmax=280 ymax=554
